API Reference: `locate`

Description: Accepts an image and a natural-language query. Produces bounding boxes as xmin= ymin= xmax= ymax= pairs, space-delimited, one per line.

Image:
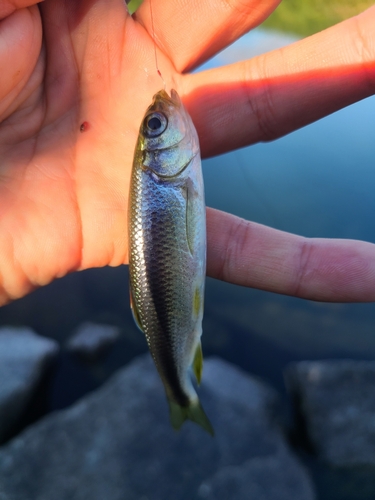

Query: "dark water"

xmin=1 ymin=29 xmax=375 ymax=499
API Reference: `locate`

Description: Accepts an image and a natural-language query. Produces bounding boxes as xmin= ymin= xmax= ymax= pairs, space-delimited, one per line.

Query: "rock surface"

xmin=0 ymin=327 xmax=59 ymax=443
xmin=66 ymin=322 xmax=121 ymax=361
xmin=0 ymin=355 xmax=315 ymax=500
xmin=285 ymin=360 xmax=375 ymax=467
xmin=197 ymin=453 xmax=314 ymax=500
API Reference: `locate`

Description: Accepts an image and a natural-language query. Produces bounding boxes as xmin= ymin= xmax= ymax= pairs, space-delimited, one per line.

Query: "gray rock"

xmin=0 ymin=327 xmax=59 ymax=443
xmin=197 ymin=453 xmax=314 ymax=500
xmin=285 ymin=360 xmax=375 ymax=467
xmin=66 ymin=322 xmax=121 ymax=361
xmin=0 ymin=355 xmax=315 ymax=500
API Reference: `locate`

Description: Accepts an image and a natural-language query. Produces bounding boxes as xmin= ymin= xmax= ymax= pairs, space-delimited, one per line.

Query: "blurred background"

xmin=1 ymin=1 xmax=375 ymax=498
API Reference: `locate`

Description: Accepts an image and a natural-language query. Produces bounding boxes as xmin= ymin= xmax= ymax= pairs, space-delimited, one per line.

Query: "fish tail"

xmin=168 ymin=399 xmax=214 ymax=436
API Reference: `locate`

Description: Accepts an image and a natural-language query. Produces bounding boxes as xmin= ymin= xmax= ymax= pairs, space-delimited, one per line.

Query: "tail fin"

xmin=168 ymin=399 xmax=214 ymax=436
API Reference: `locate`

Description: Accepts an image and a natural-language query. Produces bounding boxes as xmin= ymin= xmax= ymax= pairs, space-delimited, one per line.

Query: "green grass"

xmin=263 ymin=0 xmax=374 ymax=36
xmin=127 ymin=0 xmax=143 ymax=15
xmin=127 ymin=0 xmax=373 ymax=36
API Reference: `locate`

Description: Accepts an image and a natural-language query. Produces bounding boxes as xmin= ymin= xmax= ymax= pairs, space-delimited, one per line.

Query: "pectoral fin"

xmin=183 ymin=179 xmax=200 ymax=257
xmin=192 ymin=341 xmax=203 ymax=385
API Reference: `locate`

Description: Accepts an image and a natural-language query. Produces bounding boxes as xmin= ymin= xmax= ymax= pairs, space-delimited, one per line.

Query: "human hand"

xmin=0 ymin=0 xmax=374 ymax=305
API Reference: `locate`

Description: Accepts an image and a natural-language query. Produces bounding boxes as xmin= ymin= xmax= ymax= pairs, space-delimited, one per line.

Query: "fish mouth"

xmin=152 ymin=89 xmax=181 ymax=107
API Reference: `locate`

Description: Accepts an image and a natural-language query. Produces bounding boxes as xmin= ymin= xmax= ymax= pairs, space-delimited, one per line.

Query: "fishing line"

xmin=150 ymin=0 xmax=166 ymax=88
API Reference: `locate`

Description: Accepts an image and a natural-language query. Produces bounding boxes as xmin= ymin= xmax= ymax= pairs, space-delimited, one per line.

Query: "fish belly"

xmin=129 ymin=165 xmax=205 ymax=405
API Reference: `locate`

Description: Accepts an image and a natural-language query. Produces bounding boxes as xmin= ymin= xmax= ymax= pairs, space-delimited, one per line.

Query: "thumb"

xmin=0 ymin=1 xmax=42 ymax=121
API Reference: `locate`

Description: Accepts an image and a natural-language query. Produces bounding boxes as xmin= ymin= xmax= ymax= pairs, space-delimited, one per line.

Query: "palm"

xmin=0 ymin=0 xmax=279 ymax=302
xmin=0 ymin=1 xmax=180 ymax=302
xmin=1 ymin=0 xmax=375 ymax=304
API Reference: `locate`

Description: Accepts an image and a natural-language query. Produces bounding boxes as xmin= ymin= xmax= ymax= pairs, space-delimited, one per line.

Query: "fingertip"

xmin=0 ymin=5 xmax=42 ymax=118
xmin=0 ymin=0 xmax=43 ymax=19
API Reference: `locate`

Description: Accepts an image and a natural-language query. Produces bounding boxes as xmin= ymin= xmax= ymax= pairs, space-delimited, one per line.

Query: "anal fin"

xmin=193 ymin=341 xmax=203 ymax=385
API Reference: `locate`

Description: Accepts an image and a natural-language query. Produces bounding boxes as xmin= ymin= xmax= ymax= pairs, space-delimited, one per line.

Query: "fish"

xmin=128 ymin=89 xmax=213 ymax=435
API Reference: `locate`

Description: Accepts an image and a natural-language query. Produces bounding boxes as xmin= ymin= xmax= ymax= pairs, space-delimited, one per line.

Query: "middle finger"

xmin=183 ymin=6 xmax=375 ymax=157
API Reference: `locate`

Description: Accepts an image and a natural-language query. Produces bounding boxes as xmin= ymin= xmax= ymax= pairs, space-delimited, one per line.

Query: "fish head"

xmin=139 ymin=89 xmax=199 ymax=179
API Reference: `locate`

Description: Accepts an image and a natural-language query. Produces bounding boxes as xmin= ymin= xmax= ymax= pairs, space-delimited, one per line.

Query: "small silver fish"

xmin=128 ymin=89 xmax=212 ymax=435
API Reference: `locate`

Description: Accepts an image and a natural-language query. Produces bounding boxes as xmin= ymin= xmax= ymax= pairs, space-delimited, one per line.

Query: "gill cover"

xmin=141 ymin=90 xmax=198 ymax=178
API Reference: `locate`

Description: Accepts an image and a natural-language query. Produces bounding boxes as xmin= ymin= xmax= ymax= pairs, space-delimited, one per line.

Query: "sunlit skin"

xmin=0 ymin=0 xmax=375 ymax=305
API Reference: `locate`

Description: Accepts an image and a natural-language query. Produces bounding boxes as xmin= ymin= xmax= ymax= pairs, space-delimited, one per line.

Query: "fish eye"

xmin=143 ymin=112 xmax=168 ymax=138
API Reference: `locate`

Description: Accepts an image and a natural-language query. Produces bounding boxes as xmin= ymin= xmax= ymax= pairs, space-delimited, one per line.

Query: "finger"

xmin=183 ymin=5 xmax=375 ymax=157
xmin=207 ymin=208 xmax=375 ymax=303
xmin=0 ymin=0 xmax=41 ymax=18
xmin=38 ymin=0 xmax=131 ymax=123
xmin=134 ymin=0 xmax=281 ymax=72
xmin=37 ymin=0 xmax=134 ymax=270
xmin=0 ymin=3 xmax=42 ymax=121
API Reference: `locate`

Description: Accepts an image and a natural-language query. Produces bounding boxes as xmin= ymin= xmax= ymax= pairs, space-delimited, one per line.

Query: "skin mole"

xmin=80 ymin=121 xmax=90 ymax=132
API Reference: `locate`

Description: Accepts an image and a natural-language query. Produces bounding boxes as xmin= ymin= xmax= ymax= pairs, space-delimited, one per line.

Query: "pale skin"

xmin=0 ymin=0 xmax=375 ymax=305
